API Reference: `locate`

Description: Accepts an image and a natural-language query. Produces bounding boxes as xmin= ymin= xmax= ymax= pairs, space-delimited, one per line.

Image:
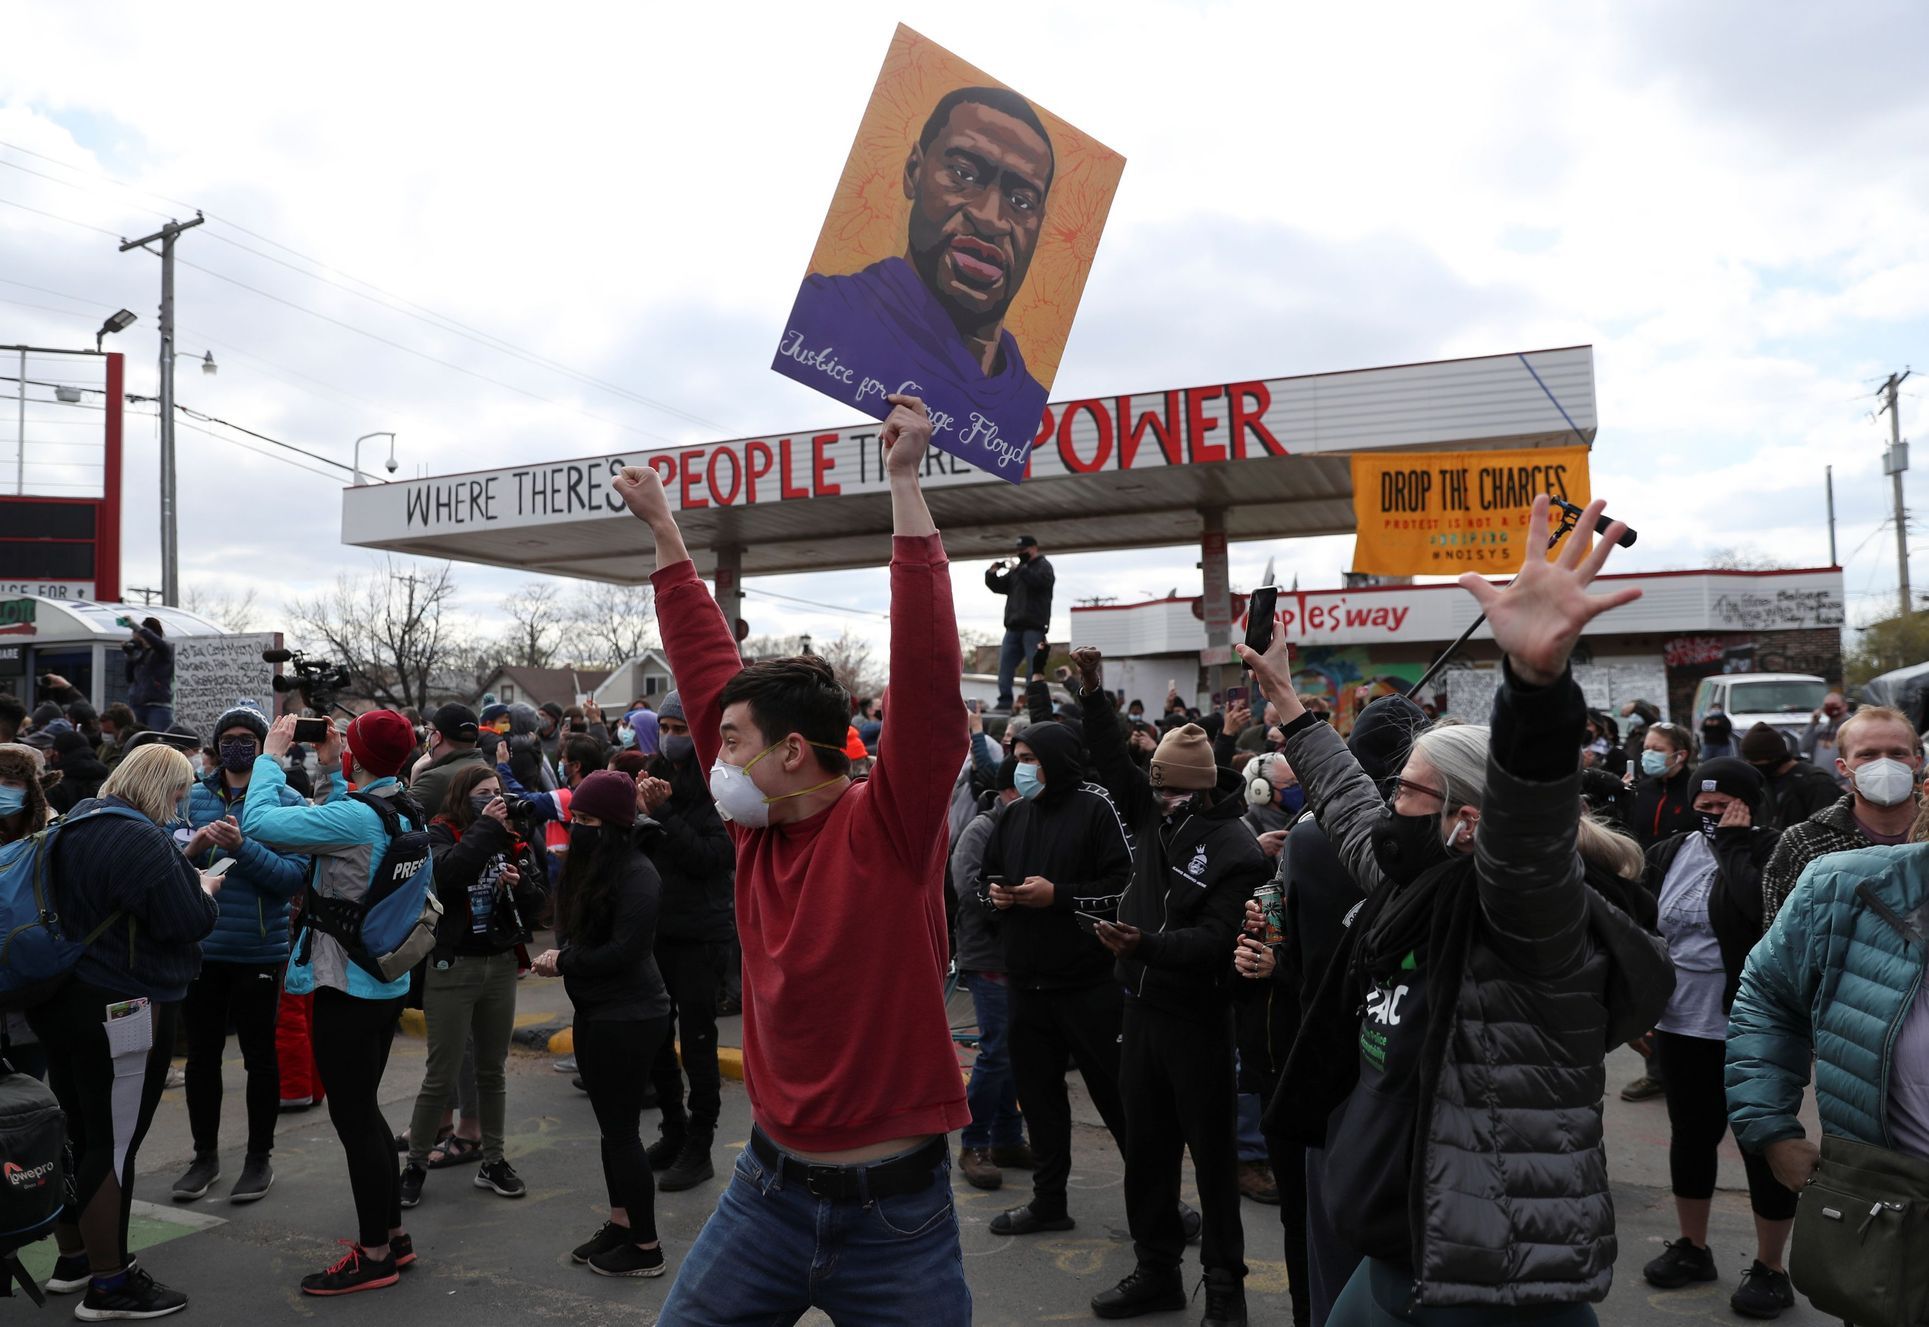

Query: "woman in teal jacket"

xmin=1725 ymin=841 xmax=1929 ymax=1189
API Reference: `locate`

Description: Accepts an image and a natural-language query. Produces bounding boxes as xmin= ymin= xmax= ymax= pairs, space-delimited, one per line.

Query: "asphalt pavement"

xmin=14 ymin=966 xmax=1829 ymax=1325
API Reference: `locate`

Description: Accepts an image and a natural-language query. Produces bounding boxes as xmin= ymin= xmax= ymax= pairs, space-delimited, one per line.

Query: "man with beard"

xmin=774 ymin=86 xmax=1052 ymax=476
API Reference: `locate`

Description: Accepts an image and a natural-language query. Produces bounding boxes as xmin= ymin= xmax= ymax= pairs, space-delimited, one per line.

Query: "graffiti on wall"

xmin=1709 ymin=588 xmax=1844 ymax=631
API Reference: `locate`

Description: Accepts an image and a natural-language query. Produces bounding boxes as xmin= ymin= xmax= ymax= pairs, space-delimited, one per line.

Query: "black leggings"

xmin=25 ymin=981 xmax=177 ymax=1272
xmin=576 ymin=1015 xmax=672 ymax=1245
xmin=183 ymin=960 xmax=282 ymax=1156
xmin=650 ymin=939 xmax=725 ymax=1136
xmin=312 ymin=988 xmax=404 ymax=1247
xmin=1653 ymin=1029 xmax=1797 ymax=1220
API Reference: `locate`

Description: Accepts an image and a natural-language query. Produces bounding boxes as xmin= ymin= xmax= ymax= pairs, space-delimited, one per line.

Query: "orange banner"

xmin=1348 ymin=446 xmax=1591 ymax=575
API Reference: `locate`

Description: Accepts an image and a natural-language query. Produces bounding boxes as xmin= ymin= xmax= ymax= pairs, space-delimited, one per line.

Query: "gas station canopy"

xmin=341 ymin=346 xmax=1596 ymax=582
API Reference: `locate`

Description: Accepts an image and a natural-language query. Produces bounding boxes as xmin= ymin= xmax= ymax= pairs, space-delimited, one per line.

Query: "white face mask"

xmin=707 ymin=738 xmax=846 ymax=828
xmin=1852 ymin=757 xmax=1917 ymax=808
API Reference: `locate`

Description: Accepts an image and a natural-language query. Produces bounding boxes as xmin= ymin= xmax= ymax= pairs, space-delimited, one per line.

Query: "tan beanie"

xmin=1149 ymin=724 xmax=1218 ymax=791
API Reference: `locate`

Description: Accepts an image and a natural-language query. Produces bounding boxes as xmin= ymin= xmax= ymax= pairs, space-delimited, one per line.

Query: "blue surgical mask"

xmin=1641 ymin=750 xmax=1671 ymax=777
xmin=0 ymin=786 xmax=26 ymax=816
xmin=1013 ymin=763 xmax=1045 ymax=800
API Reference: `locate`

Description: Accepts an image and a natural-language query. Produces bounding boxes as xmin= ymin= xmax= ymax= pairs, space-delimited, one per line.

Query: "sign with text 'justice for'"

xmin=772 ymin=24 xmax=1125 ymax=483
xmin=1348 ymin=446 xmax=1592 ymax=576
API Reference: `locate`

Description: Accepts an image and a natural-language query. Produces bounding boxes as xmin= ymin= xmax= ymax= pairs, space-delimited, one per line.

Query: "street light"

xmin=95 ymin=308 xmax=137 ymax=353
xmin=352 ymin=431 xmax=398 ymax=485
xmin=200 ymin=350 xmax=217 ymax=376
xmin=799 ymin=633 xmax=814 ymax=655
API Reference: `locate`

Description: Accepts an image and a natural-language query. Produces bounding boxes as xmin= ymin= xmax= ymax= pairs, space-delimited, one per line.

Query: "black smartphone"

xmin=568 ymin=719 xmax=587 ymax=733
xmin=1244 ymin=585 xmax=1280 ymax=655
xmin=292 ymin=717 xmax=331 ymax=744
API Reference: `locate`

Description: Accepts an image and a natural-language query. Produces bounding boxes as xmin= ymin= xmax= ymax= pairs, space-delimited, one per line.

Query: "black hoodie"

xmin=978 ymin=721 xmax=1132 ymax=990
xmin=1081 ymin=689 xmax=1271 ymax=1022
xmin=47 ymin=750 xmax=111 ymax=816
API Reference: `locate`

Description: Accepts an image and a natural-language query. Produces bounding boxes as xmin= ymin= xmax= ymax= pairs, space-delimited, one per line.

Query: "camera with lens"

xmin=264 ymin=647 xmax=351 ymax=716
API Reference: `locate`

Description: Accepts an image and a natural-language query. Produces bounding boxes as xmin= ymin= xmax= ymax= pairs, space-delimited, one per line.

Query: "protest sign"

xmin=772 ymin=23 xmax=1125 ymax=484
xmin=1348 ymin=446 xmax=1592 ymax=575
xmin=171 ymin=633 xmax=278 ymax=742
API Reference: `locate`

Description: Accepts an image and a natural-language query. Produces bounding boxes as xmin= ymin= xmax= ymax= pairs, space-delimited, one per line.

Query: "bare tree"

xmin=816 ymin=627 xmax=883 ymax=698
xmin=500 ymin=581 xmax=569 ymax=669
xmin=571 ymin=580 xmax=657 ymax=670
xmin=1706 ymin=546 xmax=1795 ymax=572
xmin=286 ymin=557 xmax=461 ymax=712
xmin=182 ymin=585 xmax=262 ymax=633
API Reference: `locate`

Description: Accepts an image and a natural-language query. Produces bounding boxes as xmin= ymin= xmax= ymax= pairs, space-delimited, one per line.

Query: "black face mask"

xmin=1369 ymin=808 xmax=1450 ymax=886
xmin=469 ymin=793 xmax=497 ymax=819
xmin=1698 ymin=812 xmax=1720 ymax=840
xmin=569 ymin=823 xmax=605 ymax=857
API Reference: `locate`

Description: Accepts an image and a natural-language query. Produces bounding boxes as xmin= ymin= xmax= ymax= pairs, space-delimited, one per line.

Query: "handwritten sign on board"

xmin=171 ymin=634 xmax=278 ymax=743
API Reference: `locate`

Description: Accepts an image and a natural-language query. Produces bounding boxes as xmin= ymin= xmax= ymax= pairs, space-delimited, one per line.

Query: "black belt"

xmin=749 ymin=1127 xmax=944 ymax=1202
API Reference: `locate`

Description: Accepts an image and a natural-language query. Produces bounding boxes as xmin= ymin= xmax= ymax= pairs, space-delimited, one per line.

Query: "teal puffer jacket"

xmin=1726 ymin=843 xmax=1929 ymax=1151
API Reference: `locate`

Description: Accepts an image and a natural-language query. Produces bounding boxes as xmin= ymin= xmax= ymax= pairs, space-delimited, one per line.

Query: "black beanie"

xmin=1694 ymin=757 xmax=1766 ymax=811
xmin=1740 ymin=722 xmax=1790 ymax=766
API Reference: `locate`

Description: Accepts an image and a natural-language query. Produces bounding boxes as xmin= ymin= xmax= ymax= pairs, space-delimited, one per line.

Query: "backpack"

xmin=0 ymin=1057 xmax=64 ymax=1304
xmin=0 ymin=803 xmax=148 ymax=1010
xmin=296 ymin=790 xmax=442 ymax=984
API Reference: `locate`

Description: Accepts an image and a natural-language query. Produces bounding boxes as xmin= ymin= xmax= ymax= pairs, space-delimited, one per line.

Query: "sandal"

xmin=395 ymin=1125 xmax=453 ymax=1154
xmin=427 ymin=1135 xmax=482 ymax=1169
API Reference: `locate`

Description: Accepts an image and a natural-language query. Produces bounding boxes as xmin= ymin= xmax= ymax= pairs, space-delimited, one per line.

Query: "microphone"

xmin=261 ymin=648 xmax=294 ymax=664
xmin=1551 ymin=496 xmax=1637 ymax=549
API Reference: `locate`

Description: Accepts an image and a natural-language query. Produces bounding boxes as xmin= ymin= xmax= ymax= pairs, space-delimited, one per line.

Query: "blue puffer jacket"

xmin=1726 ymin=843 xmax=1929 ymax=1151
xmin=185 ymin=768 xmax=311 ymax=965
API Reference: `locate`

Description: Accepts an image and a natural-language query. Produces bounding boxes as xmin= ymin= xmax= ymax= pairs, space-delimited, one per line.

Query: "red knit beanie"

xmin=570 ymin=769 xmax=638 ymax=829
xmin=345 ymin=710 xmax=417 ymax=780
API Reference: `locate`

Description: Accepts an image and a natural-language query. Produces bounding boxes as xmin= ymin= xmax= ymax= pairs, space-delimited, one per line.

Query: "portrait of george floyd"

xmin=772 ymin=24 xmax=1125 ymax=483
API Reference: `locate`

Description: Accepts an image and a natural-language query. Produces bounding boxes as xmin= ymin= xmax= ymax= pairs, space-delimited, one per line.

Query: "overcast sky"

xmin=3 ymin=1 xmax=1927 ymax=659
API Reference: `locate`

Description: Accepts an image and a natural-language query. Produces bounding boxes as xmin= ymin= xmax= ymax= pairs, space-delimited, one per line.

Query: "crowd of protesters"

xmin=4 ymin=419 xmax=1928 ymax=1324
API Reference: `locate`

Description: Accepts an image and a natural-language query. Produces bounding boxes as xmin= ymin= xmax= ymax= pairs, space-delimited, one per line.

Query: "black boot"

xmin=645 ymin=1124 xmax=687 ymax=1172
xmin=1200 ymin=1268 xmax=1248 ymax=1326
xmin=659 ymin=1131 xmax=715 ymax=1192
xmin=1092 ymin=1264 xmax=1187 ymax=1319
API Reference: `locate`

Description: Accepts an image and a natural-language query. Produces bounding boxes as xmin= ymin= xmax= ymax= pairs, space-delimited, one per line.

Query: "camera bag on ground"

xmin=296 ymin=791 xmax=442 ymax=984
xmin=0 ymin=803 xmax=148 ymax=1009
xmin=0 ymin=1055 xmax=64 ymax=1304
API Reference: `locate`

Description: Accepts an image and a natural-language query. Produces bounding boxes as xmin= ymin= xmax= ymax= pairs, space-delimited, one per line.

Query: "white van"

xmin=1691 ymin=673 xmax=1828 ymax=752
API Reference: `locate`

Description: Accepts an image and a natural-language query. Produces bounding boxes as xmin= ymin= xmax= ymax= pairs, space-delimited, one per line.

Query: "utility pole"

xmin=1826 ymin=465 xmax=1838 ymax=566
xmin=119 ymin=212 xmax=205 ymax=606
xmin=1879 ymin=370 xmax=1914 ymax=619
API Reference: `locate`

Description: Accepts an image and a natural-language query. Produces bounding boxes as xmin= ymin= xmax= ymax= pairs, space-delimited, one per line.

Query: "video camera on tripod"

xmin=263 ymin=648 xmax=352 ymax=718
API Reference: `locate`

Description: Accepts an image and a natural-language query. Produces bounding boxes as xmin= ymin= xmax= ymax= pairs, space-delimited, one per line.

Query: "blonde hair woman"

xmin=25 ymin=742 xmax=220 ymax=1319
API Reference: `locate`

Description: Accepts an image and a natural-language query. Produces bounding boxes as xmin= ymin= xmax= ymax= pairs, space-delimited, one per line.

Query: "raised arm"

xmin=1071 ymin=647 xmax=1152 ymax=822
xmin=616 ymin=464 xmax=742 ymax=776
xmin=867 ymin=396 xmax=965 ymax=864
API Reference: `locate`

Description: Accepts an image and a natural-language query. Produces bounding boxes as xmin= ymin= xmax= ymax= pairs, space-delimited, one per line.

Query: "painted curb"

xmin=505 ymin=1021 xmax=744 ymax=1082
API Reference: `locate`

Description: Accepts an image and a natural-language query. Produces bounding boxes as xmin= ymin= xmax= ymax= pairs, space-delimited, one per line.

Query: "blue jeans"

xmin=132 ymin=702 xmax=173 ymax=731
xmin=658 ymin=1140 xmax=969 ymax=1326
xmin=997 ymin=627 xmax=1046 ymax=709
xmin=960 ymin=972 xmax=1024 ymax=1150
xmin=1234 ymin=1051 xmax=1268 ymax=1162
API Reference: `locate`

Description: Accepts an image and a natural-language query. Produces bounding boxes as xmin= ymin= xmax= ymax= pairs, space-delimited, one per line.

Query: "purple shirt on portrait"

xmin=771 ymin=256 xmax=1048 ymax=483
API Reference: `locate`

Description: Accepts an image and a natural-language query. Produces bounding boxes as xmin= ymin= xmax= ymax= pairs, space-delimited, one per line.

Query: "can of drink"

xmin=1252 ymin=881 xmax=1284 ymax=945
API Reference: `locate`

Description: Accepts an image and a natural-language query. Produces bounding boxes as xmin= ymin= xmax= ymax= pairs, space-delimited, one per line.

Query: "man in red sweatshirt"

xmin=613 ymin=394 xmax=970 ymax=1324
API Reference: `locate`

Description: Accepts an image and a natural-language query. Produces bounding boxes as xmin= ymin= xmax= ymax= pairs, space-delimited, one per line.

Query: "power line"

xmin=0 ymin=192 xmax=120 ymax=237
xmin=743 ymin=586 xmax=890 ymax=619
xmin=0 ymin=138 xmax=729 ymax=432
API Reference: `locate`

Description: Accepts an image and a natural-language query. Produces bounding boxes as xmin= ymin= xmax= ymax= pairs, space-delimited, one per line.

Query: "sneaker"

xmin=571 ymin=1221 xmax=629 ymax=1265
xmin=1643 ymin=1236 xmax=1718 ymax=1289
xmin=1091 ymin=1264 xmax=1187 ymax=1319
xmin=399 ymin=1163 xmax=427 ymax=1209
xmin=1620 ymin=1074 xmax=1665 ymax=1102
xmin=717 ymin=993 xmax=741 ymax=1016
xmin=44 ymin=1252 xmax=91 ymax=1295
xmin=299 ymin=1242 xmax=399 ymax=1297
xmin=1731 ymin=1260 xmax=1796 ymax=1319
xmin=645 ymin=1131 xmax=687 ymax=1171
xmin=1180 ymin=1199 xmax=1202 ymax=1245
xmin=171 ymin=1153 xmax=220 ymax=1202
xmin=390 ymin=1233 xmax=417 ymax=1269
xmin=551 ymin=1055 xmax=578 ymax=1073
xmin=1201 ymin=1267 xmax=1249 ymax=1327
xmin=989 ymin=1142 xmax=1036 ymax=1169
xmin=990 ymin=1204 xmax=1076 ymax=1236
xmin=588 ymin=1240 xmax=667 ymax=1279
xmin=659 ymin=1137 xmax=715 ymax=1192
xmin=74 ymin=1266 xmax=185 ymax=1320
xmin=475 ymin=1158 xmax=526 ymax=1198
xmin=278 ymin=1096 xmax=315 ymax=1112
xmin=163 ymin=1066 xmax=185 ymax=1092
xmin=1237 ymin=1160 xmax=1279 ymax=1205
xmin=571 ymin=1075 xmax=588 ymax=1092
xmin=958 ymin=1145 xmax=1003 ymax=1191
xmin=230 ymin=1152 xmax=274 ymax=1204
